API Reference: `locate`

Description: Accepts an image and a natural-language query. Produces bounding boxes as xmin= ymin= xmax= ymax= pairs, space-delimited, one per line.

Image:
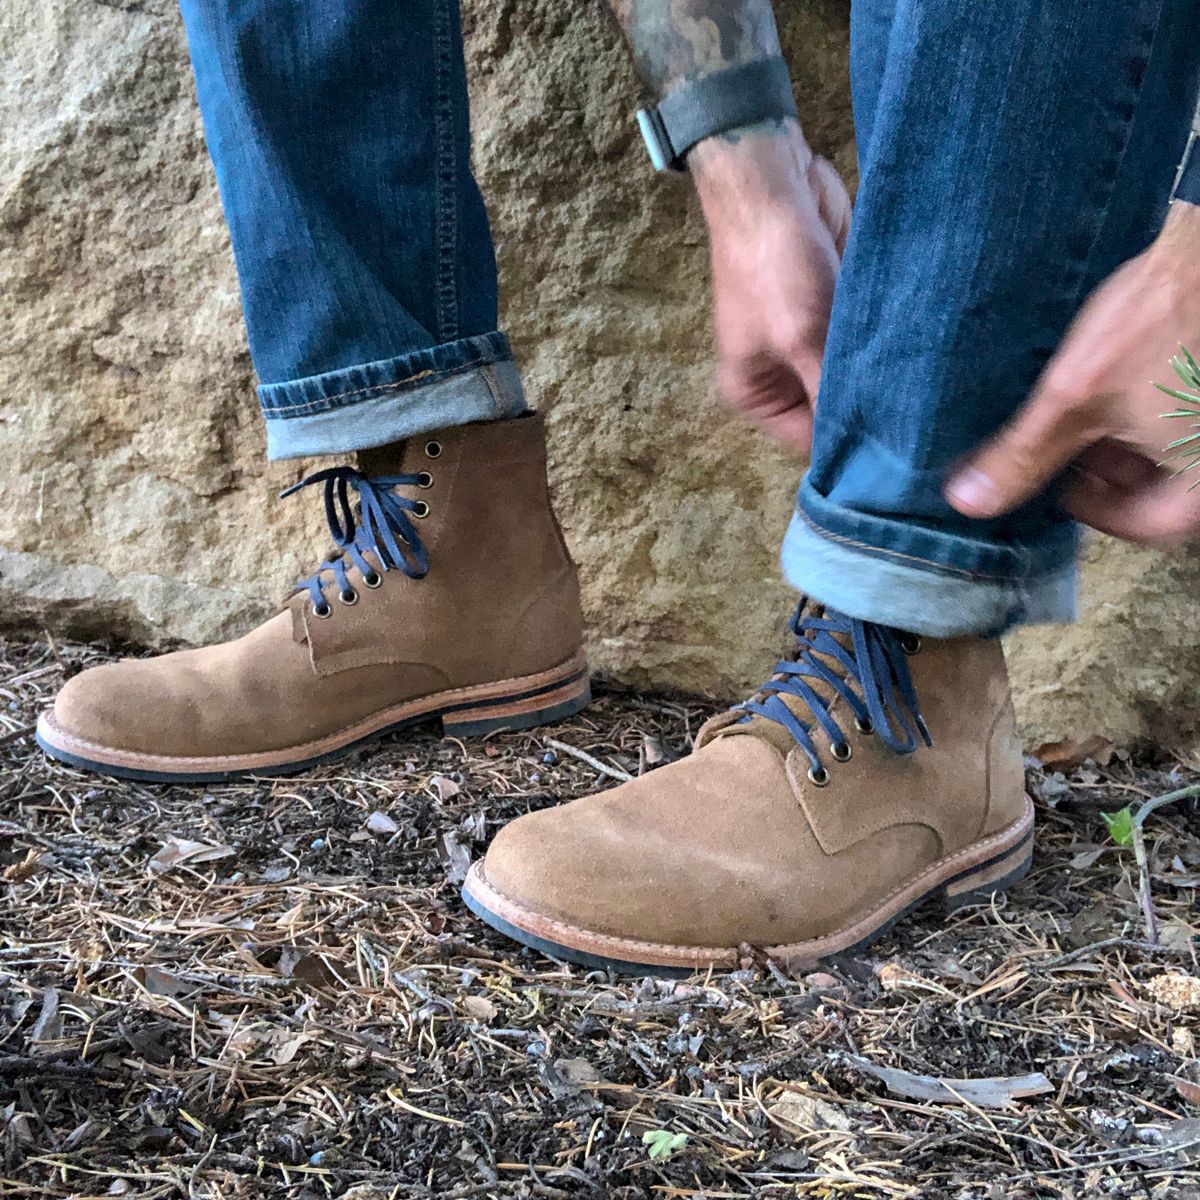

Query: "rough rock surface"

xmin=2 ymin=0 xmax=1198 ymax=749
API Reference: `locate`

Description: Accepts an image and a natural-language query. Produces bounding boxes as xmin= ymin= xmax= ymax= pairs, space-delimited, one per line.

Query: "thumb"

xmin=945 ymin=385 xmax=1098 ymax=519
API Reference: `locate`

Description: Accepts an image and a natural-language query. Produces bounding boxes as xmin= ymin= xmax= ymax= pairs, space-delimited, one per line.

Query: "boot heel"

xmin=442 ymin=674 xmax=591 ymax=738
xmin=942 ymin=840 xmax=1032 ymax=912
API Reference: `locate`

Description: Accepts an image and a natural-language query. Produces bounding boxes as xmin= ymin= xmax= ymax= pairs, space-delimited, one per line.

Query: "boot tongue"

xmin=356 ymin=439 xmax=409 ymax=478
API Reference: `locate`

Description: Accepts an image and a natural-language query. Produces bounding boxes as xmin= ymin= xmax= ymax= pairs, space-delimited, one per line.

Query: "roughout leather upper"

xmin=51 ymin=414 xmax=583 ymax=757
xmin=481 ymin=634 xmax=1027 ymax=949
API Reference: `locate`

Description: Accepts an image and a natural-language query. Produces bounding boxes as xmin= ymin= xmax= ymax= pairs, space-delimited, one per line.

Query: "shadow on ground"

xmin=2 ymin=634 xmax=1199 ymax=1198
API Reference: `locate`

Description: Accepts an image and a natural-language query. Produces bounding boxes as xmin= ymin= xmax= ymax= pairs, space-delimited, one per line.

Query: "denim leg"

xmin=783 ymin=0 xmax=1200 ymax=636
xmin=177 ymin=0 xmax=526 ymax=460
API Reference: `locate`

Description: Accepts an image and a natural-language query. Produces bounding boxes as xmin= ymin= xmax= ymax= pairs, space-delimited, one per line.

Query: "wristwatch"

xmin=635 ymin=57 xmax=799 ymax=173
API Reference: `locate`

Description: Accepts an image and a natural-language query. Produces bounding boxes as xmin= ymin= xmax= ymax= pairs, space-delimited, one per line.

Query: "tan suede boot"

xmin=464 ymin=605 xmax=1033 ymax=974
xmin=37 ymin=414 xmax=588 ymax=781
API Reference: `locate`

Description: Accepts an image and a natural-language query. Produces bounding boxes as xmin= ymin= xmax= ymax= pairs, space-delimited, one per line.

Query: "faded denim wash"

xmin=177 ymin=0 xmax=526 ymax=460
xmin=785 ymin=0 xmax=1200 ymax=634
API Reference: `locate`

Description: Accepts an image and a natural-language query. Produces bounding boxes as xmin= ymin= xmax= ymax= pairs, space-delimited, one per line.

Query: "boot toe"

xmin=48 ymin=660 xmax=176 ymax=755
xmin=476 ymin=741 xmax=807 ymax=951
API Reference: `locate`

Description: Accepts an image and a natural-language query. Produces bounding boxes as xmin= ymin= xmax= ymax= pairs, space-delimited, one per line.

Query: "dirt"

xmin=1 ymin=633 xmax=1199 ymax=1199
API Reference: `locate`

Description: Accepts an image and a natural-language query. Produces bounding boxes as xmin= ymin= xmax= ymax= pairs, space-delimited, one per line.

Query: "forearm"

xmin=608 ymin=0 xmax=784 ymax=98
xmin=607 ymin=0 xmax=806 ymax=187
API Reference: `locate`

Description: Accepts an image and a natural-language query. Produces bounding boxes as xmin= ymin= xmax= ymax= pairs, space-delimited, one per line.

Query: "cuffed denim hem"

xmin=260 ymin=331 xmax=528 ymax=460
xmin=782 ymin=480 xmax=1080 ymax=637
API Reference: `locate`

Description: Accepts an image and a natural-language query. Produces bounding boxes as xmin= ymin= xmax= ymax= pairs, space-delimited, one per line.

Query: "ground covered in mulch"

xmin=2 ymin=634 xmax=1200 ymax=1199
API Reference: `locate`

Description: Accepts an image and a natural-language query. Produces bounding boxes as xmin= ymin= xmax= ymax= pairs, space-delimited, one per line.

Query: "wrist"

xmin=1149 ymin=200 xmax=1200 ymax=289
xmin=691 ymin=118 xmax=820 ymax=227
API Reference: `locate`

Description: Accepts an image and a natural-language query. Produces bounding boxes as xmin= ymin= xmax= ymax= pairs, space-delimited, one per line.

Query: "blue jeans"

xmin=177 ymin=0 xmax=527 ymax=461
xmin=182 ymin=0 xmax=1200 ymax=634
xmin=784 ymin=0 xmax=1200 ymax=635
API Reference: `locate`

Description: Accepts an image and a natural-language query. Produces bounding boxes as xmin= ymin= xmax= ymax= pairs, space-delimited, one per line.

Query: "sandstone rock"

xmin=1 ymin=0 xmax=1198 ymax=749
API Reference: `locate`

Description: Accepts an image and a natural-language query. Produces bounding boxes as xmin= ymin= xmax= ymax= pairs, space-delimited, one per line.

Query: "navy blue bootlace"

xmin=738 ymin=607 xmax=932 ymax=776
xmin=281 ymin=467 xmax=429 ymax=613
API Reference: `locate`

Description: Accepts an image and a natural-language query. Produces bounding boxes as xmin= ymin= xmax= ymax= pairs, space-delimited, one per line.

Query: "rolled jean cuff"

xmin=782 ymin=479 xmax=1080 ymax=638
xmin=260 ymin=331 xmax=528 ymax=460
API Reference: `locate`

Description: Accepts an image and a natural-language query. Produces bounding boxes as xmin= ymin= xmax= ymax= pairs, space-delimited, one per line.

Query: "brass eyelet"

xmin=339 ymin=588 xmax=358 ymax=606
xmin=901 ymin=634 xmax=922 ymax=656
xmin=831 ymin=742 xmax=852 ymax=763
xmin=417 ymin=471 xmax=434 ymax=489
xmin=855 ymin=716 xmax=874 ymax=735
xmin=412 ymin=500 xmax=430 ymax=519
xmin=807 ymin=765 xmax=830 ymax=788
xmin=362 ymin=571 xmax=382 ymax=589
xmin=312 ymin=601 xmax=332 ymax=619
xmin=424 ymin=440 xmax=442 ymax=459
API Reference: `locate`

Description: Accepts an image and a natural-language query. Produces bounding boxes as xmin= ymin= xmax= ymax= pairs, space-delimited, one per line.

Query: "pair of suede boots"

xmin=37 ymin=415 xmax=1033 ymax=974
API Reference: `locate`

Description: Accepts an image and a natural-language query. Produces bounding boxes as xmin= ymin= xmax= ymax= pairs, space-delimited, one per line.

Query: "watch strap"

xmin=636 ymin=57 xmax=799 ymax=173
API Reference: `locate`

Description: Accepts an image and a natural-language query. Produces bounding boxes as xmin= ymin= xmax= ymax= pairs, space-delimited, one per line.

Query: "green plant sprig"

xmin=1156 ymin=345 xmax=1200 ymax=487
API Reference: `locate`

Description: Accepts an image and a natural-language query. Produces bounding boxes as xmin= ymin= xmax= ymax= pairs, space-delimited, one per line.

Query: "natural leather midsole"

xmin=464 ymin=796 xmax=1036 ymax=969
xmin=37 ymin=650 xmax=588 ymax=772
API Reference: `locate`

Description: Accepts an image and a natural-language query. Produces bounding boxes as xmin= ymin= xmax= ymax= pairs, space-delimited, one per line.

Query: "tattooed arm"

xmin=609 ymin=0 xmax=782 ymax=97
xmin=608 ymin=0 xmax=850 ymax=453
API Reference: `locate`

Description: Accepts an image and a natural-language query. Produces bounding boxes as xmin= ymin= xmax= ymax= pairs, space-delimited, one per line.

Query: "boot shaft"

xmin=303 ymin=414 xmax=583 ymax=685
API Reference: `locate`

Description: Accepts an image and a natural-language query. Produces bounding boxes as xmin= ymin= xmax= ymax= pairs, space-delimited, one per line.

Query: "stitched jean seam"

xmin=434 ymin=0 xmax=458 ymax=342
xmin=794 ymin=504 xmax=1068 ymax=586
xmin=262 ymin=356 xmax=494 ymax=419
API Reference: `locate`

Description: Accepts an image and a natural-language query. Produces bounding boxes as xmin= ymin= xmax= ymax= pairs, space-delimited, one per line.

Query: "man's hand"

xmin=693 ymin=123 xmax=851 ymax=453
xmin=945 ymin=203 xmax=1200 ymax=546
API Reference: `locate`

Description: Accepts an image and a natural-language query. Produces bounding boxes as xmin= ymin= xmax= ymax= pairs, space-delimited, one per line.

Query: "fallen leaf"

xmin=29 ymin=988 xmax=62 ymax=1049
xmin=1173 ymin=1077 xmax=1200 ymax=1106
xmin=803 ymin=972 xmax=841 ymax=992
xmin=1146 ymin=973 xmax=1200 ymax=1011
xmin=877 ymin=962 xmax=925 ymax=992
xmin=439 ymin=829 xmax=472 ymax=884
xmin=1174 ymin=1027 xmax=1197 ymax=1056
xmin=149 ymin=837 xmax=235 ymax=874
xmin=1158 ymin=919 xmax=1197 ymax=953
xmin=269 ymin=1032 xmax=312 ymax=1065
xmin=462 ymin=995 xmax=497 ymax=1022
xmin=847 ymin=1054 xmax=1052 ymax=1107
xmin=642 ymin=735 xmax=671 ymax=768
xmin=1033 ymin=736 xmax=1114 ymax=771
xmin=1069 ymin=847 xmax=1105 ymax=870
xmin=276 ymin=900 xmax=306 ymax=927
xmin=768 ymin=1091 xmax=854 ymax=1133
xmin=134 ymin=966 xmax=192 ymax=998
xmin=366 ymin=811 xmax=399 ymax=835
xmin=430 ymin=775 xmax=460 ymax=801
xmin=277 ymin=947 xmax=340 ymax=990
xmin=123 ymin=1023 xmax=174 ymax=1064
xmin=555 ymin=1057 xmax=603 ymax=1086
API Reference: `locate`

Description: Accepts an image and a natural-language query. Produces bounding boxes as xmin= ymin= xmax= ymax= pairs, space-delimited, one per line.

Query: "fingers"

xmin=945 ymin=384 xmax=1102 ymax=518
xmin=1071 ymin=439 xmax=1160 ymax=492
xmin=717 ymin=348 xmax=818 ymax=456
xmin=808 ymin=155 xmax=852 ymax=256
xmin=1065 ymin=463 xmax=1200 ymax=546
